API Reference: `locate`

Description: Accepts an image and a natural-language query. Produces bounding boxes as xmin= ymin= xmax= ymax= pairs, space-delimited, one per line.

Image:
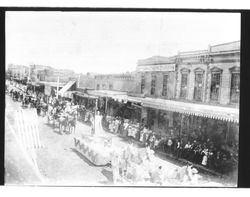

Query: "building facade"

xmin=7 ymin=64 xmax=29 ymax=81
xmin=94 ymin=73 xmax=137 ymax=93
xmin=77 ymin=73 xmax=96 ymax=90
xmin=134 ymin=41 xmax=239 ymax=154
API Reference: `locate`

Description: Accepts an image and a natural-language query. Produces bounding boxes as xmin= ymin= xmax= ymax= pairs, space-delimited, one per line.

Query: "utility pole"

xmin=56 ymin=76 xmax=59 ymax=99
xmin=78 ymin=74 xmax=81 ymax=88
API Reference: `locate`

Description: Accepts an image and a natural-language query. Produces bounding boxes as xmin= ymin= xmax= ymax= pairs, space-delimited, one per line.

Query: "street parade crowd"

xmin=100 ymin=115 xmax=238 ymax=175
xmin=74 ymin=103 xmax=237 ymax=176
xmin=6 ymin=79 xmax=237 ymax=185
xmin=6 ymin=80 xmax=78 ymax=135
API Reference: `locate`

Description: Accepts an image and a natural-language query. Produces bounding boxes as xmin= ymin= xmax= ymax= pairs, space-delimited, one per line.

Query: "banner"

xmin=137 ymin=64 xmax=175 ymax=72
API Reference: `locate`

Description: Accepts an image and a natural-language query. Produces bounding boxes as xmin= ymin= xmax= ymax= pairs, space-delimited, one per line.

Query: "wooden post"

xmin=226 ymin=122 xmax=230 ymax=143
xmin=105 ymin=97 xmax=108 ymax=114
xmin=180 ymin=114 xmax=184 ymax=138
xmin=56 ymin=76 xmax=59 ymax=99
xmin=94 ymin=98 xmax=98 ymax=134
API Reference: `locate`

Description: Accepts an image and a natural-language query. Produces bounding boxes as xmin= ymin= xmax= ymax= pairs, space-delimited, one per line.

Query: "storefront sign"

xmin=137 ymin=64 xmax=176 ymax=72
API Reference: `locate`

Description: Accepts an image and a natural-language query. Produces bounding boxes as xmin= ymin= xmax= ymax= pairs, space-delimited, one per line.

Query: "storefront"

xmin=106 ymin=99 xmax=141 ymax=122
xmin=140 ymin=97 xmax=239 ymax=153
xmin=87 ymin=90 xmax=143 ymax=122
xmin=73 ymin=91 xmax=98 ymax=111
xmin=39 ymin=81 xmax=64 ymax=103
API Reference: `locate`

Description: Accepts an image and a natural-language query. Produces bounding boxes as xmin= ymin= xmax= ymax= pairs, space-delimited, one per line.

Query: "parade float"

xmin=74 ymin=112 xmax=113 ymax=166
xmin=73 ymin=112 xmax=222 ymax=186
xmin=74 ymin=135 xmax=113 ymax=166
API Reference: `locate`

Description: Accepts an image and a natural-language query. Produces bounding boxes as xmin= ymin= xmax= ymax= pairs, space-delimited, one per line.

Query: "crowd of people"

xmin=7 ymin=80 xmax=237 ymax=176
xmin=98 ymin=114 xmax=238 ymax=175
xmin=110 ymin=144 xmax=202 ymax=185
xmin=6 ymin=80 xmax=78 ymax=134
xmin=7 ymin=81 xmax=48 ymax=116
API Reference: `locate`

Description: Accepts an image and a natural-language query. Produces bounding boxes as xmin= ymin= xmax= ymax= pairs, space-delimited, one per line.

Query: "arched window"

xmin=151 ymin=74 xmax=157 ymax=95
xmin=180 ymin=68 xmax=190 ymax=99
xmin=141 ymin=74 xmax=145 ymax=94
xmin=210 ymin=67 xmax=223 ymax=101
xmin=193 ymin=68 xmax=205 ymax=101
xmin=229 ymin=66 xmax=240 ymax=104
xmin=162 ymin=74 xmax=169 ymax=96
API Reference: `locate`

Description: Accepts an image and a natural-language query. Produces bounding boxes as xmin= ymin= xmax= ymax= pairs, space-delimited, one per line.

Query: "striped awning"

xmin=81 ymin=89 xmax=239 ymax=123
xmin=141 ymin=97 xmax=239 ymax=123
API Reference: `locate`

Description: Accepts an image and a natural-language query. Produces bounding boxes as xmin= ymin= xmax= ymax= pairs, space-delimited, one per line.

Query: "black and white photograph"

xmin=4 ymin=11 xmax=240 ymax=187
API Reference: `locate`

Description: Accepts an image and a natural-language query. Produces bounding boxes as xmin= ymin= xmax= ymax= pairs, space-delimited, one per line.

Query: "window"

xmin=102 ymin=84 xmax=106 ymax=89
xmin=194 ymin=70 xmax=204 ymax=101
xmin=230 ymin=72 xmax=240 ymax=103
xmin=210 ymin=72 xmax=221 ymax=101
xmin=109 ymin=84 xmax=113 ymax=90
xmin=141 ymin=75 xmax=145 ymax=94
xmin=180 ymin=73 xmax=188 ymax=99
xmin=151 ymin=74 xmax=156 ymax=95
xmin=162 ymin=75 xmax=169 ymax=96
xmin=96 ymin=84 xmax=100 ymax=90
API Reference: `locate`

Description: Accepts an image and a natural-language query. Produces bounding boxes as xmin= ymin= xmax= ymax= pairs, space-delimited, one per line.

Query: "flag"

xmin=15 ymin=109 xmax=43 ymax=149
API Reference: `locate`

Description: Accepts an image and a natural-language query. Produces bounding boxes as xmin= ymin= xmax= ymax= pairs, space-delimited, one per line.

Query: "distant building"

xmin=77 ymin=72 xmax=96 ymax=90
xmin=7 ymin=64 xmax=29 ymax=81
xmin=29 ymin=64 xmax=52 ymax=82
xmin=94 ymin=73 xmax=136 ymax=93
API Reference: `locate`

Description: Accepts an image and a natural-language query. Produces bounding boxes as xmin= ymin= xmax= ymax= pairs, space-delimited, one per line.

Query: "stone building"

xmin=175 ymin=41 xmax=240 ymax=106
xmin=134 ymin=41 xmax=239 ymax=152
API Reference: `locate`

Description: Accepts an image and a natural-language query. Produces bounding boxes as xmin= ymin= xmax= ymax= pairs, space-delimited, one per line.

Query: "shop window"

xmin=230 ymin=71 xmax=240 ymax=104
xmin=194 ymin=69 xmax=204 ymax=101
xmin=210 ymin=68 xmax=222 ymax=101
xmin=180 ymin=73 xmax=188 ymax=99
xmin=151 ymin=74 xmax=156 ymax=95
xmin=158 ymin=111 xmax=169 ymax=131
xmin=96 ymin=84 xmax=100 ymax=90
xmin=147 ymin=109 xmax=156 ymax=130
xmin=141 ymin=75 xmax=145 ymax=94
xmin=162 ymin=74 xmax=169 ymax=96
xmin=109 ymin=84 xmax=113 ymax=90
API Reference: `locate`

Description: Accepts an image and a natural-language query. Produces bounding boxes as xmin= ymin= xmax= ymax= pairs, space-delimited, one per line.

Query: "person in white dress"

xmin=94 ymin=111 xmax=104 ymax=136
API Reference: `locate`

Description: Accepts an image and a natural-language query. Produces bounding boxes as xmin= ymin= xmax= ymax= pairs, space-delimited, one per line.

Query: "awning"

xmin=38 ymin=81 xmax=65 ymax=88
xmin=87 ymin=90 xmax=127 ymax=96
xmin=58 ymin=80 xmax=76 ymax=97
xmin=9 ymin=85 xmax=26 ymax=93
xmin=74 ymin=91 xmax=98 ymax=99
xmin=86 ymin=90 xmax=143 ymax=104
xmin=140 ymin=97 xmax=239 ymax=123
xmin=27 ymin=82 xmax=41 ymax=87
xmin=87 ymin=90 xmax=128 ymax=102
xmin=63 ymin=91 xmax=76 ymax=99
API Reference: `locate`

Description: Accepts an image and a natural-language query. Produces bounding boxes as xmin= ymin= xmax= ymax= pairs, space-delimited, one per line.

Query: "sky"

xmin=6 ymin=11 xmax=240 ymax=74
